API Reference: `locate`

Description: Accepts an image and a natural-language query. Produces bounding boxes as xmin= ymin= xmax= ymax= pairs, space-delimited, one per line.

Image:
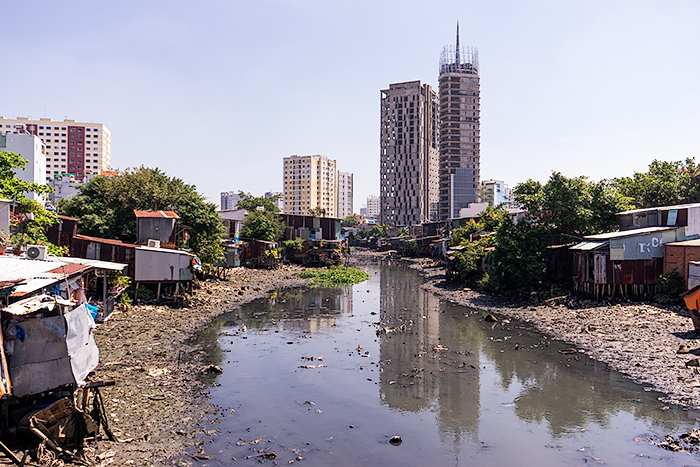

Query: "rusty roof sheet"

xmin=133 ymin=210 xmax=179 ymax=219
xmin=665 ymin=238 xmax=700 ymax=247
xmin=73 ymin=234 xmax=139 ymax=248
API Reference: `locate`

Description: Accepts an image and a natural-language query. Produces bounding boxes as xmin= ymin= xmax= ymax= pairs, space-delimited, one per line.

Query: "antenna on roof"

xmin=455 ymin=21 xmax=460 ymax=65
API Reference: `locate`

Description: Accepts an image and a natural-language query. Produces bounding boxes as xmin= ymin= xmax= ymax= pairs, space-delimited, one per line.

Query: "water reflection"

xmin=375 ymin=263 xmax=695 ymax=442
xmin=238 ymin=286 xmax=354 ymax=332
xmin=197 ymin=262 xmax=700 ymax=466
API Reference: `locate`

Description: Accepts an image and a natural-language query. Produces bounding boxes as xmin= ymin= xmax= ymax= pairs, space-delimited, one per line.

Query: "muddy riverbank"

xmin=391 ymin=254 xmax=700 ymax=410
xmin=86 ymin=265 xmax=311 ymax=467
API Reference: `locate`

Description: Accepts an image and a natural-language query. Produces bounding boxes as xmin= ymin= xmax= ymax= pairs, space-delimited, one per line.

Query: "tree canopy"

xmin=237 ymin=192 xmax=285 ymax=242
xmin=60 ymin=166 xmax=225 ymax=264
xmin=1 ymin=151 xmax=51 ymax=200
xmin=615 ymin=158 xmax=700 ymax=209
xmin=514 ymin=172 xmax=631 ymax=245
xmin=0 ymin=152 xmax=60 ymax=253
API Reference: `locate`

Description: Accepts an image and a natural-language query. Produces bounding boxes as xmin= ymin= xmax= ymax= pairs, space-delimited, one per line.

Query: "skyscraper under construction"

xmin=438 ymin=24 xmax=480 ymax=220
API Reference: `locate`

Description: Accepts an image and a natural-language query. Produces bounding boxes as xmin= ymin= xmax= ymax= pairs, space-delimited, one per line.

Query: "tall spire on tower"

xmin=455 ymin=21 xmax=460 ymax=65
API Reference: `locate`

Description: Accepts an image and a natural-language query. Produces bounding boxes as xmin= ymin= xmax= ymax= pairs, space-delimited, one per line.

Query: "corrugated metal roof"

xmin=219 ymin=209 xmax=248 ymax=221
xmin=570 ymin=241 xmax=608 ymax=251
xmin=0 ymin=256 xmax=93 ymax=297
xmin=133 ymin=210 xmax=179 ymax=219
xmin=664 ymin=238 xmax=700 ymax=247
xmin=53 ymin=257 xmax=127 ymax=271
xmin=616 ymin=203 xmax=700 ymax=216
xmin=585 ymin=226 xmax=678 ymax=240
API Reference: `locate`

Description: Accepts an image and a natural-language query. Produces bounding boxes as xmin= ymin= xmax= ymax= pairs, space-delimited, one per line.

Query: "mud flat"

xmin=87 ymin=265 xmax=311 ymax=467
xmin=393 ymin=254 xmax=700 ymax=411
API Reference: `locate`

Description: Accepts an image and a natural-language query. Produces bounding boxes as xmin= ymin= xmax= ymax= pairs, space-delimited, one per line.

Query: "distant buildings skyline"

xmin=0 ymin=116 xmax=112 ymax=182
xmin=283 ymin=155 xmax=350 ymax=218
xmin=378 ymin=24 xmax=483 ymax=226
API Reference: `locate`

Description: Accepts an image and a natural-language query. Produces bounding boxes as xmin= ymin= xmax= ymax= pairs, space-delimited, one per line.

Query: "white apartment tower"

xmin=366 ymin=195 xmax=380 ymax=220
xmin=438 ymin=24 xmax=481 ymax=220
xmin=337 ymin=172 xmax=353 ymax=218
xmin=283 ymin=155 xmax=338 ymax=217
xmin=380 ymin=81 xmax=439 ymax=227
xmin=0 ymin=116 xmax=112 ymax=182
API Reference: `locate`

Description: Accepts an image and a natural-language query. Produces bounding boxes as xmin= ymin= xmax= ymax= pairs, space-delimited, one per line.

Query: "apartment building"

xmin=283 ymin=155 xmax=338 ymax=217
xmin=480 ymin=179 xmax=507 ymax=207
xmin=438 ymin=25 xmax=481 ymax=219
xmin=337 ymin=172 xmax=353 ymax=218
xmin=0 ymin=116 xmax=112 ymax=181
xmin=379 ymin=81 xmax=439 ymax=227
xmin=366 ymin=195 xmax=380 ymax=220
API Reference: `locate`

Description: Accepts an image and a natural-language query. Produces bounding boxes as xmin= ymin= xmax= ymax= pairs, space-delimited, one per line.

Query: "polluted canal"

xmin=191 ymin=262 xmax=700 ymax=466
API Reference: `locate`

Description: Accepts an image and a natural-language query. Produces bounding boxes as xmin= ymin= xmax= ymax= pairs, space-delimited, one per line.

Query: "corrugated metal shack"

xmin=617 ymin=203 xmax=700 ymax=233
xmin=46 ymin=215 xmax=79 ymax=248
xmin=134 ymin=210 xmax=179 ymax=247
xmin=571 ymin=226 xmax=685 ymax=298
xmin=281 ymin=214 xmax=341 ymax=241
xmin=71 ymin=234 xmax=198 ymax=296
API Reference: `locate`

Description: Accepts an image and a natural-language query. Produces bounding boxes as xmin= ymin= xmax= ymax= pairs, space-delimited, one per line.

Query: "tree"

xmin=237 ymin=192 xmax=285 ymax=242
xmin=60 ymin=166 xmax=225 ymax=265
xmin=1 ymin=151 xmax=51 ymax=200
xmin=1 ymin=152 xmax=60 ymax=253
xmin=235 ymin=191 xmax=280 ymax=213
xmin=514 ymin=172 xmax=631 ymax=245
xmin=341 ymin=215 xmax=360 ymax=228
xmin=483 ymin=218 xmax=548 ymax=292
xmin=615 ymin=158 xmax=700 ymax=208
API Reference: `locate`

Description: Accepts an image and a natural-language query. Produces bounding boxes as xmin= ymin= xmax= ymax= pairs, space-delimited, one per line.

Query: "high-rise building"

xmin=366 ymin=195 xmax=380 ymax=220
xmin=221 ymin=191 xmax=241 ymax=211
xmin=438 ymin=24 xmax=480 ymax=219
xmin=380 ymin=81 xmax=439 ymax=227
xmin=480 ymin=179 xmax=507 ymax=207
xmin=264 ymin=191 xmax=285 ymax=212
xmin=337 ymin=172 xmax=353 ymax=218
xmin=283 ymin=155 xmax=338 ymax=217
xmin=0 ymin=117 xmax=112 ymax=182
xmin=0 ymin=129 xmax=46 ymax=201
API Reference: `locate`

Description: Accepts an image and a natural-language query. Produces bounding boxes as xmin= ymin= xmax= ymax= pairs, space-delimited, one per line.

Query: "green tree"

xmin=514 ymin=172 xmax=631 ymax=245
xmin=60 ymin=166 xmax=225 ymax=265
xmin=1 ymin=151 xmax=51 ymax=199
xmin=1 ymin=152 xmax=60 ymax=253
xmin=615 ymin=158 xmax=700 ymax=208
xmin=235 ymin=191 xmax=281 ymax=213
xmin=341 ymin=215 xmax=360 ymax=227
xmin=484 ymin=218 xmax=548 ymax=292
xmin=237 ymin=192 xmax=285 ymax=242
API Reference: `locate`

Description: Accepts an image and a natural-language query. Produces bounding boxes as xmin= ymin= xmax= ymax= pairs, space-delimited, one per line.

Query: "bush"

xmin=655 ymin=270 xmax=685 ymax=304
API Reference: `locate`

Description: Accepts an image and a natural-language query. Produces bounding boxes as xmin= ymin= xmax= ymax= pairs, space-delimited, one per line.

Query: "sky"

xmin=2 ymin=1 xmax=699 ymax=212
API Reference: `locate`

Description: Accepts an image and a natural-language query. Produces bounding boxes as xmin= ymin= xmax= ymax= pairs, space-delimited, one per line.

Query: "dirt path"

xmin=87 ymin=265 xmax=311 ymax=467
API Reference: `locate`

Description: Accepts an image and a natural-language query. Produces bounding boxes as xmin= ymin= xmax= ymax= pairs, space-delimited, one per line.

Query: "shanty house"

xmin=134 ymin=210 xmax=179 ymax=247
xmin=571 ymin=226 xmax=687 ymax=297
xmin=617 ymin=203 xmax=700 ymax=233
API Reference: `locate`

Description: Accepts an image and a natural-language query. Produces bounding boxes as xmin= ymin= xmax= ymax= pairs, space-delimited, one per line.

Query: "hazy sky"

xmin=3 ymin=1 xmax=699 ymax=211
